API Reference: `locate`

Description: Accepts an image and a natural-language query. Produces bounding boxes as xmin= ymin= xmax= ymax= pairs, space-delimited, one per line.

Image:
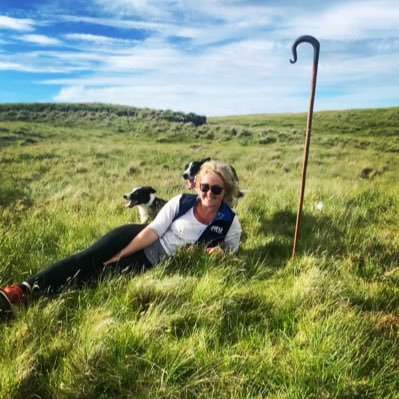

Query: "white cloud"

xmin=60 ymin=14 xmax=204 ymax=41
xmin=92 ymin=0 xmax=279 ymax=25
xmin=0 ymin=61 xmax=33 ymax=71
xmin=61 ymin=1 xmax=280 ymax=45
xmin=0 ymin=58 xmax=70 ymax=73
xmin=18 ymin=34 xmax=62 ymax=46
xmin=52 ymin=77 xmax=308 ymax=116
xmin=42 ymin=36 xmax=284 ymax=82
xmin=0 ymin=49 xmax=104 ymax=73
xmin=92 ymin=0 xmax=179 ymax=19
xmin=287 ymin=1 xmax=399 ymax=41
xmin=49 ymin=35 xmax=399 ymax=116
xmin=61 ymin=14 xmax=168 ymax=32
xmin=48 ymin=36 xmax=309 ymax=115
xmin=58 ymin=1 xmax=399 ymax=47
xmin=64 ymin=33 xmax=138 ymax=49
xmin=0 ymin=15 xmax=35 ymax=31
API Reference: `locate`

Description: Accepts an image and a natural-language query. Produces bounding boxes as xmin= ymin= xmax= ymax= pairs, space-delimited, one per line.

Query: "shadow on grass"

xmin=251 ymin=207 xmax=399 ymax=272
xmin=241 ymin=209 xmax=346 ymax=266
xmin=0 ymin=180 xmax=33 ymax=208
xmin=155 ymin=209 xmax=347 ymax=282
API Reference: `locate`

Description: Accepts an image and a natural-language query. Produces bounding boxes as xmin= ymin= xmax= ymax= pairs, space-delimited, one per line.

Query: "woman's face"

xmin=197 ymin=172 xmax=225 ymax=211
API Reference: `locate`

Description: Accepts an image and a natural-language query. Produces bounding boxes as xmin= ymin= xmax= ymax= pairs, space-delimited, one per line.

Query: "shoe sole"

xmin=0 ymin=290 xmax=17 ymax=319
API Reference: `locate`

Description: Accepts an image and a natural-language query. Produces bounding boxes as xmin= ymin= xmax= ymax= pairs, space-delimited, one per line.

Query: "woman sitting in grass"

xmin=0 ymin=160 xmax=242 ymax=319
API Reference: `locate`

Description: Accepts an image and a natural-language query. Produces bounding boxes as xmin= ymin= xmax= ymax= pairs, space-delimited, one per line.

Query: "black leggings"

xmin=26 ymin=224 xmax=152 ymax=294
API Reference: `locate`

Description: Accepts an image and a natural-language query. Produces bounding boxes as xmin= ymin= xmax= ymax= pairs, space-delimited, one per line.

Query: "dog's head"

xmin=123 ymin=186 xmax=156 ymax=208
xmin=182 ymin=157 xmax=211 ymax=189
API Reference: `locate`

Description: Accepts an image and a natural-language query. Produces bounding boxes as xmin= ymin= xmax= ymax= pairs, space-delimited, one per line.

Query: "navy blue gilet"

xmin=173 ymin=194 xmax=235 ymax=248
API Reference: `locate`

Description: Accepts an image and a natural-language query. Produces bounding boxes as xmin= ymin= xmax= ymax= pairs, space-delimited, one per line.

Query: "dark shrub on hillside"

xmin=259 ymin=136 xmax=277 ymax=144
xmin=238 ymin=129 xmax=253 ymax=138
xmin=186 ymin=112 xmax=207 ymax=126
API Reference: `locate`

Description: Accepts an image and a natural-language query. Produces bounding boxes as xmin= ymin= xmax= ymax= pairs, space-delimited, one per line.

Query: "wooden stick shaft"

xmin=292 ymin=65 xmax=317 ymax=257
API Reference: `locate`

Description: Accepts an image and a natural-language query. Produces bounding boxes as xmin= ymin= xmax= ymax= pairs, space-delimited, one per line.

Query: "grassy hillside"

xmin=0 ymin=103 xmax=207 ymax=145
xmin=0 ymin=104 xmax=398 ymax=398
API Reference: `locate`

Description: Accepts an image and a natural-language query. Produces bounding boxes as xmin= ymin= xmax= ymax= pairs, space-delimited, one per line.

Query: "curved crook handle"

xmin=290 ymin=35 xmax=320 ymax=66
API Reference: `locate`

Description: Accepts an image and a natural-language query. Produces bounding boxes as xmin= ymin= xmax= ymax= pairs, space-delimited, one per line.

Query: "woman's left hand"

xmin=104 ymin=226 xmax=158 ymax=266
xmin=206 ymin=245 xmax=225 ymax=258
xmin=104 ymin=253 xmax=121 ymax=266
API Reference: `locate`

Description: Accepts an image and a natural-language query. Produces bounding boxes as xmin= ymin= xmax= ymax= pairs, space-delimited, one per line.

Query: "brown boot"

xmin=0 ymin=284 xmax=27 ymax=319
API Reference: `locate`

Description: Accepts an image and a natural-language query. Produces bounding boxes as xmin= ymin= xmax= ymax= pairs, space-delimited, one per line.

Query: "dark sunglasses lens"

xmin=211 ymin=186 xmax=223 ymax=195
xmin=200 ymin=184 xmax=210 ymax=192
xmin=200 ymin=183 xmax=223 ymax=195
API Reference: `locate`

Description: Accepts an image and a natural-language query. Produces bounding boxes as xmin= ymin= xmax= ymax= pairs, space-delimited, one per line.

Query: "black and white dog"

xmin=182 ymin=158 xmax=244 ymax=207
xmin=182 ymin=157 xmax=211 ymax=189
xmin=123 ymin=186 xmax=167 ymax=224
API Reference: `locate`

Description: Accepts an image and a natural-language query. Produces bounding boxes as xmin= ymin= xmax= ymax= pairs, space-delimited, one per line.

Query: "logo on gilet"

xmin=210 ymin=225 xmax=223 ymax=234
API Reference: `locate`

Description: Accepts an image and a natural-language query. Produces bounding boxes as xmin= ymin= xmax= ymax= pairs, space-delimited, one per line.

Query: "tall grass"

xmin=0 ymin=106 xmax=398 ymax=398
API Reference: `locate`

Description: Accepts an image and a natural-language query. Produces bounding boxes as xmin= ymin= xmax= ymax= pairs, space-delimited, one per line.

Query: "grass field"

xmin=0 ymin=104 xmax=398 ymax=398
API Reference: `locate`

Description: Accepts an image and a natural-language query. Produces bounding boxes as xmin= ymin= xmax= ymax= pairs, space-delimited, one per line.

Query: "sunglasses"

xmin=199 ymin=183 xmax=224 ymax=195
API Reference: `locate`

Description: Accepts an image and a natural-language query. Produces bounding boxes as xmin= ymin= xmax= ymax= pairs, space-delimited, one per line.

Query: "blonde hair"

xmin=195 ymin=160 xmax=240 ymax=209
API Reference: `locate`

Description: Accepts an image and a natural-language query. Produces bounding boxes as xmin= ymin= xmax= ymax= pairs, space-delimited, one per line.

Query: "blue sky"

xmin=1 ymin=0 xmax=398 ymax=116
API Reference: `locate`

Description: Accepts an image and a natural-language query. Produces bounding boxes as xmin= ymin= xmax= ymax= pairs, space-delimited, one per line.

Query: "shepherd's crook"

xmin=290 ymin=35 xmax=320 ymax=258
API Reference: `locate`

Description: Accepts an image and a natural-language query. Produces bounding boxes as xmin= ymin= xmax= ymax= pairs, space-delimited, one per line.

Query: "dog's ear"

xmin=229 ymin=165 xmax=239 ymax=180
xmin=147 ymin=186 xmax=157 ymax=194
xmin=200 ymin=157 xmax=211 ymax=163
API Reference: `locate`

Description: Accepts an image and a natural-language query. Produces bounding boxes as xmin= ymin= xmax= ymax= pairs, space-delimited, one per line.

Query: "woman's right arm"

xmin=104 ymin=226 xmax=158 ymax=265
xmin=104 ymin=194 xmax=182 ymax=265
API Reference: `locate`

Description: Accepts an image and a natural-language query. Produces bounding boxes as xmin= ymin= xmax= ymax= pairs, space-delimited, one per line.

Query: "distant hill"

xmin=209 ymin=106 xmax=399 ymax=138
xmin=0 ymin=102 xmax=207 ymax=127
xmin=0 ymin=103 xmax=398 ymax=147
